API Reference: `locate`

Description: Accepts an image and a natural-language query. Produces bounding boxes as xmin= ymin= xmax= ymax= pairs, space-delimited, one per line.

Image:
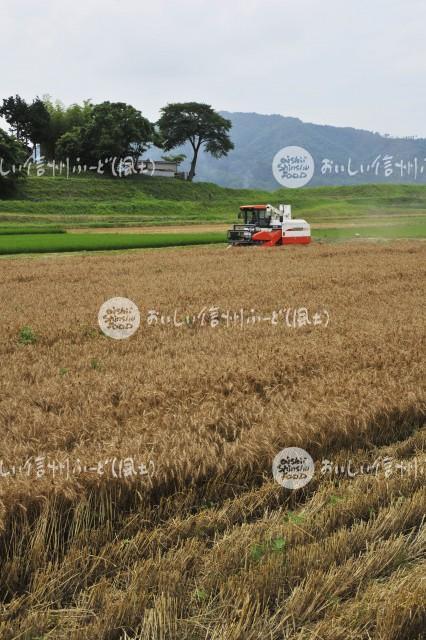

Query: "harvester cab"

xmin=227 ymin=204 xmax=311 ymax=247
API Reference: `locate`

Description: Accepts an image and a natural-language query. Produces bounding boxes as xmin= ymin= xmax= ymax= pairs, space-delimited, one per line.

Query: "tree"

xmin=0 ymin=95 xmax=30 ymax=142
xmin=27 ymin=98 xmax=51 ymax=151
xmin=55 ymin=127 xmax=89 ymax=164
xmin=42 ymin=97 xmax=93 ymax=158
xmin=88 ymin=102 xmax=154 ymax=166
xmin=157 ymin=102 xmax=233 ymax=181
xmin=0 ymin=95 xmax=50 ymax=152
xmin=0 ymin=129 xmax=27 ymax=197
xmin=55 ymin=101 xmax=155 ymax=172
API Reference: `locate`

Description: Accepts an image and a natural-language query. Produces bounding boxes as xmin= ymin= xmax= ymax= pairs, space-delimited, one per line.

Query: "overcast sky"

xmin=1 ymin=0 xmax=425 ymax=137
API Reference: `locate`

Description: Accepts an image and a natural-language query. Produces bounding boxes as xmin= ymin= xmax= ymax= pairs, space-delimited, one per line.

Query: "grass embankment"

xmin=1 ymin=175 xmax=426 ymax=229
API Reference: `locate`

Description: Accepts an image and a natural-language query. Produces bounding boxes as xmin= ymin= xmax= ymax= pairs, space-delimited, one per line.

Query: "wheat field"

xmin=0 ymin=241 xmax=425 ymax=639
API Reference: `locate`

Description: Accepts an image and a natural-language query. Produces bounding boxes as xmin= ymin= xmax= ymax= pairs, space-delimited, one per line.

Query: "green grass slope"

xmin=1 ymin=175 xmax=426 ymax=230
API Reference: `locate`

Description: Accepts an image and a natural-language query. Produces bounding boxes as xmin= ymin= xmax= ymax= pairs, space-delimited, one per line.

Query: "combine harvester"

xmin=227 ymin=204 xmax=311 ymax=247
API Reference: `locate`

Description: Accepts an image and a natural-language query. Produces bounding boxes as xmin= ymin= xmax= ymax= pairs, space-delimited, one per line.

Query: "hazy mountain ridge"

xmin=188 ymin=112 xmax=426 ymax=189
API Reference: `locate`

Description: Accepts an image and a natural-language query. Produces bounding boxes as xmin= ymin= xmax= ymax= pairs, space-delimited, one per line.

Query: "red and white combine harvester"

xmin=227 ymin=204 xmax=311 ymax=247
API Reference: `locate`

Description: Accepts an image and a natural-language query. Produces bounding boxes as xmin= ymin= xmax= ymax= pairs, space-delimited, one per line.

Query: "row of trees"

xmin=0 ymin=96 xmax=234 ymax=189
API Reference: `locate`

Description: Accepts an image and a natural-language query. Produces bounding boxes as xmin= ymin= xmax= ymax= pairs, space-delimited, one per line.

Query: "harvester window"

xmin=258 ymin=211 xmax=271 ymax=226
